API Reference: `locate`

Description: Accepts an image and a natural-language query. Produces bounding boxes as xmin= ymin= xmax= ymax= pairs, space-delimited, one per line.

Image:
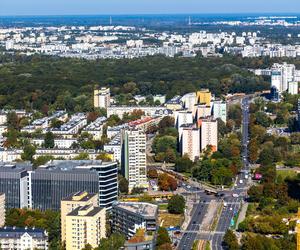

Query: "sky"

xmin=1 ymin=0 xmax=300 ymax=16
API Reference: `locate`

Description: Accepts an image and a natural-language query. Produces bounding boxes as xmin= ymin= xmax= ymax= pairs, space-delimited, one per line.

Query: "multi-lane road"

xmin=178 ymin=97 xmax=251 ymax=250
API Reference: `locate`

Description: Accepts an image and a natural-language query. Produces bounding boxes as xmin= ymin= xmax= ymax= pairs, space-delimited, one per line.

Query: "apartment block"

xmin=0 ymin=227 xmax=48 ymax=250
xmin=199 ymin=118 xmax=218 ymax=152
xmin=94 ymin=87 xmax=110 ymax=109
xmin=0 ymin=193 xmax=5 ymax=227
xmin=181 ymin=125 xmax=200 ymax=161
xmin=122 ymin=129 xmax=148 ymax=192
xmin=65 ymin=205 xmax=106 ymax=250
xmin=197 ymin=89 xmax=211 ymax=106
xmin=61 ymin=191 xmax=98 ymax=243
xmin=112 ymin=202 xmax=158 ymax=238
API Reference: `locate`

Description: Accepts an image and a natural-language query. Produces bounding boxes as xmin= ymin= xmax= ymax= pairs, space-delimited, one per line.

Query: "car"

xmin=230 ymin=207 xmax=233 ymax=211
xmin=187 ymin=185 xmax=191 ymax=189
xmin=224 ymin=202 xmax=227 ymax=207
xmin=239 ymin=180 xmax=244 ymax=184
xmin=232 ymin=193 xmax=239 ymax=198
xmin=193 ymin=221 xmax=197 ymax=224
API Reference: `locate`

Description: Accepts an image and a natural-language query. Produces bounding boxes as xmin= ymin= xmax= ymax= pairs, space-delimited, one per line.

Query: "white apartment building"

xmin=195 ymin=104 xmax=211 ymax=120
xmin=107 ymin=106 xmax=168 ymax=119
xmin=65 ymin=205 xmax=106 ymax=250
xmin=213 ymin=100 xmax=227 ymax=123
xmin=181 ymin=92 xmax=197 ymax=113
xmin=199 ymin=118 xmax=218 ymax=152
xmin=271 ymin=63 xmax=296 ymax=93
xmin=83 ymin=116 xmax=107 ymax=140
xmin=51 ymin=113 xmax=87 ymax=136
xmin=153 ymin=95 xmax=166 ymax=104
xmin=104 ymin=133 xmax=122 ymax=163
xmin=288 ymin=81 xmax=299 ymax=95
xmin=31 ymin=138 xmax=78 ymax=149
xmin=175 ymin=110 xmax=194 ymax=141
xmin=122 ymin=129 xmax=148 ymax=192
xmin=181 ymin=125 xmax=200 ymax=161
xmin=94 ymin=88 xmax=110 ymax=109
xmin=0 ymin=227 xmax=48 ymax=250
xmin=0 ymin=193 xmax=5 ymax=227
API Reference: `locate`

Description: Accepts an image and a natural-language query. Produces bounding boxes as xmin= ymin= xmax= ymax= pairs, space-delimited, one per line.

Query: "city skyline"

xmin=1 ymin=0 xmax=300 ymax=16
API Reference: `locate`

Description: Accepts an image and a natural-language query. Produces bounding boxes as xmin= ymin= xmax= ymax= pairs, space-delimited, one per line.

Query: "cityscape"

xmin=0 ymin=1 xmax=300 ymax=250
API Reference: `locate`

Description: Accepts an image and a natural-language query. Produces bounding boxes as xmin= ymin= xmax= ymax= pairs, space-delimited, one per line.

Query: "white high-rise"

xmin=181 ymin=92 xmax=197 ymax=113
xmin=94 ymin=87 xmax=110 ymax=109
xmin=122 ymin=129 xmax=148 ymax=192
xmin=199 ymin=118 xmax=218 ymax=152
xmin=288 ymin=81 xmax=298 ymax=95
xmin=181 ymin=125 xmax=200 ymax=161
xmin=213 ymin=100 xmax=227 ymax=123
xmin=271 ymin=63 xmax=295 ymax=93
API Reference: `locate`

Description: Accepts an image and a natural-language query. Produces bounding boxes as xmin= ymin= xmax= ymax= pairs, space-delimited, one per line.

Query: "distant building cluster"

xmin=2 ymin=23 xmax=300 ymax=59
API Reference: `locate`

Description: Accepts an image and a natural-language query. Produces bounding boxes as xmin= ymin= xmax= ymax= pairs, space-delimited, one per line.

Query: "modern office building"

xmin=65 ymin=205 xmax=106 ymax=250
xmin=288 ymin=81 xmax=298 ymax=95
xmin=199 ymin=118 xmax=218 ymax=152
xmin=0 ymin=227 xmax=48 ymax=250
xmin=196 ymin=89 xmax=211 ymax=106
xmin=181 ymin=125 xmax=200 ymax=161
xmin=213 ymin=100 xmax=227 ymax=123
xmin=0 ymin=193 xmax=5 ymax=227
xmin=94 ymin=87 xmax=110 ymax=109
xmin=61 ymin=191 xmax=98 ymax=243
xmin=30 ymin=160 xmax=118 ymax=210
xmin=122 ymin=129 xmax=148 ymax=192
xmin=112 ymin=202 xmax=158 ymax=238
xmin=0 ymin=163 xmax=31 ymax=208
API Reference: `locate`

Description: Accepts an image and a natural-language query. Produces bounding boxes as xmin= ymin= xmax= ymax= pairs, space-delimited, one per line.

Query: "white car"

xmin=239 ymin=180 xmax=243 ymax=184
xmin=232 ymin=193 xmax=239 ymax=198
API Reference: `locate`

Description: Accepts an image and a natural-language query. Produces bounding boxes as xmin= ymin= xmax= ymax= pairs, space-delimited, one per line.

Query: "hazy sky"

xmin=1 ymin=0 xmax=300 ymax=16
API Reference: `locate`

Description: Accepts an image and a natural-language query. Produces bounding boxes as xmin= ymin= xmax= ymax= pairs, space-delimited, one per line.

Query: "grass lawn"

xmin=276 ymin=169 xmax=298 ymax=180
xmin=158 ymin=203 xmax=168 ymax=210
xmin=158 ymin=212 xmax=184 ymax=228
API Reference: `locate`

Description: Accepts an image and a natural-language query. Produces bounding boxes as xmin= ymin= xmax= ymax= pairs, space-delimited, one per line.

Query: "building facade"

xmin=0 ymin=227 xmax=48 ymax=250
xmin=112 ymin=202 xmax=158 ymax=238
xmin=30 ymin=160 xmax=118 ymax=210
xmin=65 ymin=205 xmax=106 ymax=250
xmin=181 ymin=126 xmax=200 ymax=161
xmin=94 ymin=88 xmax=110 ymax=109
xmin=0 ymin=163 xmax=31 ymax=208
xmin=0 ymin=193 xmax=5 ymax=227
xmin=61 ymin=191 xmax=98 ymax=243
xmin=199 ymin=118 xmax=218 ymax=152
xmin=122 ymin=129 xmax=148 ymax=192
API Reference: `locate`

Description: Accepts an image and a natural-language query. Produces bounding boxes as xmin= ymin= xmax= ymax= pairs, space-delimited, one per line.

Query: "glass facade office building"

xmin=30 ymin=160 xmax=118 ymax=211
xmin=0 ymin=163 xmax=32 ymax=208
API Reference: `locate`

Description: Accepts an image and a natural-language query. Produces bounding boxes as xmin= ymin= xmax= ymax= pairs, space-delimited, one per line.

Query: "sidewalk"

xmin=235 ymin=202 xmax=248 ymax=230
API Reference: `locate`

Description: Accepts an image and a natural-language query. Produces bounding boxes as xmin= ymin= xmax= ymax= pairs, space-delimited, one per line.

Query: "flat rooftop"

xmin=67 ymin=205 xmax=104 ymax=217
xmin=114 ymin=202 xmax=158 ymax=218
xmin=62 ymin=191 xmax=97 ymax=202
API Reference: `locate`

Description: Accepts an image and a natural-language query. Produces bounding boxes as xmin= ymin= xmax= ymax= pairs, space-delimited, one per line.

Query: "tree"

xmin=248 ymin=139 xmax=259 ymax=163
xmin=44 ymin=132 xmax=55 ymax=149
xmin=147 ymin=169 xmax=158 ymax=179
xmin=158 ymin=243 xmax=173 ymax=250
xmin=97 ymin=233 xmax=125 ymax=250
xmin=51 ymin=118 xmax=63 ymax=128
xmin=156 ymin=227 xmax=171 ymax=247
xmin=73 ymin=152 xmax=89 ymax=160
xmin=175 ymin=155 xmax=194 ymax=173
xmin=81 ymin=244 xmax=93 ymax=250
xmin=21 ymin=144 xmax=36 ymax=162
xmin=119 ymin=175 xmax=129 ymax=194
xmin=167 ymin=195 xmax=185 ymax=214
xmin=158 ymin=116 xmax=175 ymax=133
xmin=7 ymin=112 xmax=19 ymax=130
xmin=223 ymin=230 xmax=239 ymax=250
xmin=33 ymin=155 xmax=54 ymax=168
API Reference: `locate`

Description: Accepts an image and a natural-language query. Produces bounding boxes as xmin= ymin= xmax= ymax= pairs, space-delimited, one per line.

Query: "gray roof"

xmin=0 ymin=227 xmax=47 ymax=239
